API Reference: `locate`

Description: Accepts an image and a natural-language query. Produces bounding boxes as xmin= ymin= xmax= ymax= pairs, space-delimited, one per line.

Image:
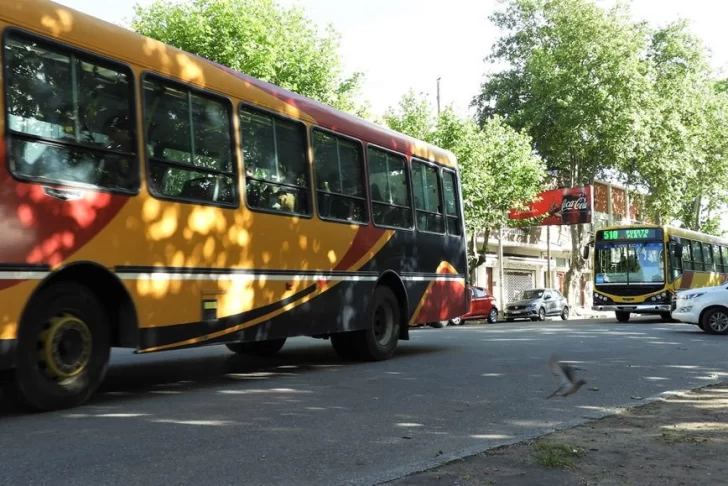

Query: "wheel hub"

xmin=373 ymin=304 xmax=394 ymax=346
xmin=39 ymin=313 xmax=92 ymax=380
xmin=709 ymin=312 xmax=728 ymax=332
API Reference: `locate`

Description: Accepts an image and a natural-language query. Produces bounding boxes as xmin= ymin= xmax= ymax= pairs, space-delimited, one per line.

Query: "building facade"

xmin=473 ymin=180 xmax=647 ymax=308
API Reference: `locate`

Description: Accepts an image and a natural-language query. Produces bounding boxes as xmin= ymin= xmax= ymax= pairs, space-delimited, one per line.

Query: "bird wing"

xmin=549 ymin=354 xmax=575 ymax=387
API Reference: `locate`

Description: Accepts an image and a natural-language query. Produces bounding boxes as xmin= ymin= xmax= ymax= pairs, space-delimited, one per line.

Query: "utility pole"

xmin=546 ymin=225 xmax=552 ymax=288
xmin=436 ymin=77 xmax=441 ymax=115
xmin=498 ymin=226 xmax=505 ymax=317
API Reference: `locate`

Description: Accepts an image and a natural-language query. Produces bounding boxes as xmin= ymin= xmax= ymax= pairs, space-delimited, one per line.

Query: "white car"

xmin=672 ymin=283 xmax=728 ymax=334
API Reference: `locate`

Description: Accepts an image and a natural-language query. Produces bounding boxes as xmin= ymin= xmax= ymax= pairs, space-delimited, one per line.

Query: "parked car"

xmin=504 ymin=288 xmax=569 ymax=322
xmin=435 ymin=285 xmax=499 ymax=327
xmin=672 ymin=283 xmax=728 ymax=334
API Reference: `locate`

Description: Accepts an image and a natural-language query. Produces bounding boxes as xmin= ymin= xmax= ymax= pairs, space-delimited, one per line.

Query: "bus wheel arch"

xmin=375 ymin=271 xmax=409 ymax=342
xmin=25 ymin=262 xmax=139 ymax=349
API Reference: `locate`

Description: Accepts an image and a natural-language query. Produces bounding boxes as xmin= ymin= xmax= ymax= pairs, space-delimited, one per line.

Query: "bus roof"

xmin=4 ymin=0 xmax=458 ymax=168
xmin=596 ymin=223 xmax=728 ymax=246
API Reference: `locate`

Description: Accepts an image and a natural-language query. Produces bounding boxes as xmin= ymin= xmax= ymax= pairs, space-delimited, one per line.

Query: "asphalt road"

xmin=1 ymin=317 xmax=727 ymax=486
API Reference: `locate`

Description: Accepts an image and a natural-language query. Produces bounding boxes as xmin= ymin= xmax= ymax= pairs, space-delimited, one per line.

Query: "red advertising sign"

xmin=508 ymin=185 xmax=593 ymax=226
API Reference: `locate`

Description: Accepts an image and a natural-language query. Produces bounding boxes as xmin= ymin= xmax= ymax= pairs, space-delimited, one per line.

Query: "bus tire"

xmin=615 ymin=311 xmax=631 ymax=323
xmin=226 ymin=338 xmax=286 ymax=357
xmin=10 ymin=282 xmax=110 ymax=412
xmin=330 ymin=333 xmax=361 ymax=361
xmin=352 ymin=285 xmax=400 ymax=361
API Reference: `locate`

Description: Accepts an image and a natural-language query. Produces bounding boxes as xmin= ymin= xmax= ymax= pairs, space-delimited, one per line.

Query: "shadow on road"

xmin=0 ymin=340 xmax=447 ymax=418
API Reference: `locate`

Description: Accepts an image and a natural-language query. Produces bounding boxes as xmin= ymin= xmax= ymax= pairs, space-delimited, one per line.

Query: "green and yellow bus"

xmin=0 ymin=0 xmax=467 ymax=411
xmin=587 ymin=224 xmax=728 ymax=322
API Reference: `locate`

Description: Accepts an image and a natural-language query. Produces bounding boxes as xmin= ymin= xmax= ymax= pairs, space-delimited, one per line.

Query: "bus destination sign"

xmin=598 ymin=228 xmax=661 ymax=241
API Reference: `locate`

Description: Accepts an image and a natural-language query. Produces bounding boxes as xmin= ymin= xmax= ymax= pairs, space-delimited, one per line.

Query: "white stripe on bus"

xmin=0 ymin=271 xmax=464 ymax=283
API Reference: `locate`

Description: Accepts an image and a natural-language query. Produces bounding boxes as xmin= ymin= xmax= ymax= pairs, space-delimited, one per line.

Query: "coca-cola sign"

xmin=508 ymin=186 xmax=593 ymax=226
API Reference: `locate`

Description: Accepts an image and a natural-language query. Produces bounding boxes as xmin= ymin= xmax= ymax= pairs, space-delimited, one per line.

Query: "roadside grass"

xmin=532 ymin=440 xmax=585 ymax=469
xmin=660 ymin=431 xmax=710 ymax=444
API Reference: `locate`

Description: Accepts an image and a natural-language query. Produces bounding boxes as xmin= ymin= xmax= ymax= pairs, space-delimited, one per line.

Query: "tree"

xmin=629 ymin=20 xmax=728 ymax=233
xmin=384 ymin=90 xmax=546 ymax=282
xmin=130 ymin=0 xmax=367 ymax=115
xmin=474 ymin=0 xmax=651 ymax=306
xmin=382 ymin=89 xmax=435 ymax=141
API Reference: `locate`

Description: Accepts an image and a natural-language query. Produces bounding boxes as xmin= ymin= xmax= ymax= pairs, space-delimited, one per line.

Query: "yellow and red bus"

xmin=588 ymin=224 xmax=728 ymax=322
xmin=0 ymin=0 xmax=467 ymax=411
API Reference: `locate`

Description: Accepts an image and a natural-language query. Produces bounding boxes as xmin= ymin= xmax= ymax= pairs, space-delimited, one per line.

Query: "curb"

xmin=351 ymin=379 xmax=727 ymax=486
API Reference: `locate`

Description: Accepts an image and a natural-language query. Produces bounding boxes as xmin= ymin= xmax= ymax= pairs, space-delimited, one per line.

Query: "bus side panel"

xmin=362 ymin=228 xmax=468 ymax=325
xmin=135 ymin=279 xmax=377 ymax=351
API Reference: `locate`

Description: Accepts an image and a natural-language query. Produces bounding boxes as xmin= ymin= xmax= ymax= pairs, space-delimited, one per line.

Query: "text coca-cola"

xmin=560 ymin=191 xmax=590 ymax=224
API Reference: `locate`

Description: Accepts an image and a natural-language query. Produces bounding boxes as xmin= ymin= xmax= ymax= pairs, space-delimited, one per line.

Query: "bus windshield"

xmin=595 ymin=241 xmax=665 ymax=284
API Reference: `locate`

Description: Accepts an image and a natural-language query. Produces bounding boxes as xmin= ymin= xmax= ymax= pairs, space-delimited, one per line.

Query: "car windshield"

xmin=595 ymin=241 xmax=665 ymax=284
xmin=519 ymin=289 xmax=544 ymax=300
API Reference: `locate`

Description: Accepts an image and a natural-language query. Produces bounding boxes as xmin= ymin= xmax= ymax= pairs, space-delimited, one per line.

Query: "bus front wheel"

xmin=9 ymin=282 xmax=110 ymax=412
xmin=352 ymin=285 xmax=400 ymax=361
xmin=615 ymin=311 xmax=631 ymax=323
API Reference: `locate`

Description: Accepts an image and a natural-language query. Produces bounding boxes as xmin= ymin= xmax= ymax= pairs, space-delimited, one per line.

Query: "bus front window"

xmin=595 ymin=242 xmax=665 ymax=284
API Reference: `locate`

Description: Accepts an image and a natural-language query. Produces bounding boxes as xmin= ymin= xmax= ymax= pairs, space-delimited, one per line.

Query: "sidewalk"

xmin=573 ymin=306 xmax=612 ymax=319
xmin=387 ymin=382 xmax=728 ymax=485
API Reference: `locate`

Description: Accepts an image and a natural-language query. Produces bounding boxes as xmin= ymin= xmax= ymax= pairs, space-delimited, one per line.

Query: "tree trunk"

xmin=564 ymin=223 xmax=587 ymax=311
xmin=467 ymin=229 xmax=488 ymax=284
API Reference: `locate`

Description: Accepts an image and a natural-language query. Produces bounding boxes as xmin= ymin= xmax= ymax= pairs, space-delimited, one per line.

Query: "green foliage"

xmin=629 ymin=21 xmax=728 ymax=232
xmin=382 ymin=89 xmax=435 ymax=141
xmin=476 ymin=0 xmax=649 ymax=186
xmin=130 ymin=0 xmax=366 ymax=114
xmin=472 ymin=0 xmax=728 ymax=300
xmin=432 ymin=110 xmax=546 ymax=236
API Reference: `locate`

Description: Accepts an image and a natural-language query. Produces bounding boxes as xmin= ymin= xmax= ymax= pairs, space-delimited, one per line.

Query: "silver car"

xmin=504 ymin=288 xmax=570 ymax=322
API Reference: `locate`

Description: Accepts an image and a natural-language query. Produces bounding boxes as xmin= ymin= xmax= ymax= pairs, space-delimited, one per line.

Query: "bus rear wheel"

xmin=226 ymin=338 xmax=286 ymax=357
xmin=330 ymin=333 xmax=360 ymax=361
xmin=351 ymin=286 xmax=400 ymax=361
xmin=615 ymin=311 xmax=631 ymax=323
xmin=8 ymin=283 xmax=110 ymax=412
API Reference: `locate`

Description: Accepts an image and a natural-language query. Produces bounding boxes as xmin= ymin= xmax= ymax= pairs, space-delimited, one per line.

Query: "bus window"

xmin=411 ymin=160 xmax=445 ymax=234
xmin=682 ymin=240 xmax=694 ymax=271
xmin=143 ymin=77 xmax=236 ymax=206
xmin=704 ymin=244 xmax=715 ymax=272
xmin=4 ymin=32 xmax=137 ymax=192
xmin=442 ymin=170 xmax=462 ymax=236
xmin=692 ymin=241 xmax=705 ymax=271
xmin=366 ymin=147 xmax=412 ymax=229
xmin=239 ymin=106 xmax=310 ymax=215
xmin=312 ymin=129 xmax=368 ymax=224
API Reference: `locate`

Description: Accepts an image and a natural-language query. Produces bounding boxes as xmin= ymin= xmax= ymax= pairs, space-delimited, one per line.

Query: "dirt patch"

xmin=388 ymin=383 xmax=728 ymax=486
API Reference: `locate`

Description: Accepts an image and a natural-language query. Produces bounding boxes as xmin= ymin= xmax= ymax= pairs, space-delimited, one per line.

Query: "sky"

xmin=53 ymin=0 xmax=728 ymax=118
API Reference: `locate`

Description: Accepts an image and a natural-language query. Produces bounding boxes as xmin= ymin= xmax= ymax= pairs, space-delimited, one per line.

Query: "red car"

xmin=435 ymin=285 xmax=499 ymax=327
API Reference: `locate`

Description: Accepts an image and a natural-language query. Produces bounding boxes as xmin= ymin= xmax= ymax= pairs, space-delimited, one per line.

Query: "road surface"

xmin=1 ymin=317 xmax=726 ymax=485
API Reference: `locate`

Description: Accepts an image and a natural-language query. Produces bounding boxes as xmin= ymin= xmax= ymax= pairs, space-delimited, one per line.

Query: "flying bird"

xmin=546 ymin=354 xmax=586 ymax=399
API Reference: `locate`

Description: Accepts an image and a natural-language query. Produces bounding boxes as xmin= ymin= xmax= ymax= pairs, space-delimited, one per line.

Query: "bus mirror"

xmin=582 ymin=245 xmax=590 ymax=260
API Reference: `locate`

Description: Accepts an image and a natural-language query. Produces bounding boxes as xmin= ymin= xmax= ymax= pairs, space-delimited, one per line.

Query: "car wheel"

xmin=487 ymin=309 xmax=498 ymax=324
xmin=450 ymin=316 xmax=462 ymax=326
xmin=561 ymin=306 xmax=569 ymax=320
xmin=701 ymin=307 xmax=728 ymax=335
xmin=538 ymin=307 xmax=546 ymax=321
